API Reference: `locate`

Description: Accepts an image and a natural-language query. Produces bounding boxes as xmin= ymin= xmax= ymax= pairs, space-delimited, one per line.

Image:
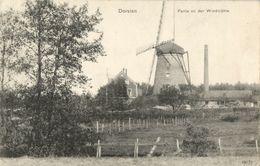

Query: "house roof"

xmin=156 ymin=41 xmax=185 ymax=55
xmin=200 ymin=90 xmax=253 ymax=101
xmin=112 ymin=68 xmax=137 ymax=85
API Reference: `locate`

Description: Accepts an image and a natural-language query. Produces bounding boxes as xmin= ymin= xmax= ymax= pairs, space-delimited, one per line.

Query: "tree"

xmin=1 ymin=0 xmax=105 ymax=156
xmin=138 ymin=83 xmax=153 ymax=96
xmin=95 ymin=77 xmax=128 ymax=111
xmin=0 ymin=9 xmax=24 ymax=126
xmin=158 ymin=85 xmax=186 ymax=110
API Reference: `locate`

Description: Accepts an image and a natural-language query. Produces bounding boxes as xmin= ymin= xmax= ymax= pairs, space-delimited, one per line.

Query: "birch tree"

xmin=0 ymin=9 xmax=23 ymax=126
xmin=20 ymin=0 xmax=105 ymax=155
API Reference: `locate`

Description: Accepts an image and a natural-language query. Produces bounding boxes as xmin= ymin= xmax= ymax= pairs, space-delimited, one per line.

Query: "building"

xmin=252 ymin=95 xmax=260 ymax=107
xmin=112 ymin=68 xmax=142 ymax=98
xmin=199 ymin=90 xmax=254 ymax=108
xmin=153 ymin=41 xmax=188 ymax=94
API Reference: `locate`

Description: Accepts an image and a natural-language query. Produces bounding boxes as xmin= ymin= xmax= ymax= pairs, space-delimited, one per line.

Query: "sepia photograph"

xmin=0 ymin=0 xmax=259 ymax=165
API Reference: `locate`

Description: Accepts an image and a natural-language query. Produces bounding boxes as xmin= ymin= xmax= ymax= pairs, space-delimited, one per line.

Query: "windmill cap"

xmin=156 ymin=41 xmax=185 ymax=55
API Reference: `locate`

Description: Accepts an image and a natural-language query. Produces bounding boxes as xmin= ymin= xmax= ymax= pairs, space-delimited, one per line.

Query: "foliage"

xmin=1 ymin=87 xmax=100 ymax=157
xmin=158 ymin=85 xmax=187 ymax=109
xmin=209 ymin=82 xmax=260 ymax=92
xmin=220 ymin=114 xmax=239 ymax=122
xmin=138 ymin=83 xmax=153 ymax=96
xmin=182 ymin=124 xmax=217 ymax=156
xmin=95 ymin=77 xmax=128 ymax=111
xmin=1 ymin=0 xmax=105 ymax=157
xmin=129 ymin=95 xmax=159 ymax=109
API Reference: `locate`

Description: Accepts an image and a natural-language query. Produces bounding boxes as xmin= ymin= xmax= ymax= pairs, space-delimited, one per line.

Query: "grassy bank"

xmin=0 ymin=156 xmax=259 ymax=166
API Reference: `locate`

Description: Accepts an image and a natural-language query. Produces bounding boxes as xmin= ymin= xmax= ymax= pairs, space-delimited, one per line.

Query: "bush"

xmin=1 ymin=121 xmax=30 ymax=157
xmin=129 ymin=96 xmax=159 ymax=109
xmin=182 ymin=125 xmax=217 ymax=156
xmin=1 ymin=88 xmax=101 ymax=157
xmin=221 ymin=114 xmax=239 ymax=122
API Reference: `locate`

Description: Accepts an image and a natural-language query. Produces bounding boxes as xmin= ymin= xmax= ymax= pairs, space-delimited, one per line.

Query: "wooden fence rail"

xmin=87 ymin=138 xmax=181 ymax=158
xmin=85 ymin=137 xmax=259 ymax=158
xmin=219 ymin=137 xmax=259 ymax=154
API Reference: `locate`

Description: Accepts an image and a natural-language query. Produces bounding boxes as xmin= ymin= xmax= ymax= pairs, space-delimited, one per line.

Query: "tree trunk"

xmin=37 ymin=25 xmax=42 ymax=106
xmin=47 ymin=45 xmax=60 ymax=140
xmin=33 ymin=7 xmax=43 ymax=145
xmin=0 ymin=39 xmax=6 ymax=126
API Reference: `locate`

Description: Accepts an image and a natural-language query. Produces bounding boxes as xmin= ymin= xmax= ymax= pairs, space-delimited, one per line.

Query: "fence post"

xmin=118 ymin=120 xmax=121 ymax=132
xmin=176 ymin=139 xmax=180 ymax=151
xmin=96 ymin=140 xmax=101 ymax=158
xmin=175 ymin=117 xmax=177 ymax=125
xmin=146 ymin=119 xmax=149 ymax=129
xmin=256 ymin=139 xmax=258 ymax=153
xmin=134 ymin=138 xmax=139 ymax=158
xmin=122 ymin=121 xmax=125 ymax=132
xmin=156 ymin=119 xmax=159 ymax=128
xmin=96 ymin=121 xmax=99 ymax=133
xmin=147 ymin=137 xmax=161 ymax=157
xmin=163 ymin=119 xmax=166 ymax=126
xmin=129 ymin=118 xmax=131 ymax=130
xmin=218 ymin=137 xmax=223 ymax=154
xmin=109 ymin=123 xmax=112 ymax=135
xmin=101 ymin=123 xmax=104 ymax=133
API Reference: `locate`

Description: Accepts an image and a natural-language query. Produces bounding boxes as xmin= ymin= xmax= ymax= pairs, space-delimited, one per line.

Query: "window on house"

xmin=128 ymin=88 xmax=132 ymax=97
xmin=125 ymin=79 xmax=129 ymax=85
xmin=166 ymin=72 xmax=170 ymax=78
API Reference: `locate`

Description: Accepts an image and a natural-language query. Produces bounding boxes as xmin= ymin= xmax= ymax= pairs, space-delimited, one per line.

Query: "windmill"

xmin=136 ymin=0 xmax=191 ymax=94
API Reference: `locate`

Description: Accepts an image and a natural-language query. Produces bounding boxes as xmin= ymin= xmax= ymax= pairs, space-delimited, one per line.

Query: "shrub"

xmin=1 ymin=117 xmax=31 ymax=157
xmin=129 ymin=95 xmax=159 ymax=109
xmin=221 ymin=114 xmax=239 ymax=122
xmin=1 ymin=89 xmax=101 ymax=157
xmin=182 ymin=125 xmax=217 ymax=156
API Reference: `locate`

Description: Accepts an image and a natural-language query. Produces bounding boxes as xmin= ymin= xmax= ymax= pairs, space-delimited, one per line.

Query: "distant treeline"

xmin=208 ymin=82 xmax=260 ymax=93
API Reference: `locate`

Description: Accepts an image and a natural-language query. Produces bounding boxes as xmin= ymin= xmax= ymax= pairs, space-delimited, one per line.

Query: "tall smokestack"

xmin=204 ymin=45 xmax=209 ymax=92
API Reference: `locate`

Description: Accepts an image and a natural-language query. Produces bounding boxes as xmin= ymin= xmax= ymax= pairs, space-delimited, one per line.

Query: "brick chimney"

xmin=123 ymin=68 xmax=127 ymax=76
xmin=204 ymin=45 xmax=209 ymax=92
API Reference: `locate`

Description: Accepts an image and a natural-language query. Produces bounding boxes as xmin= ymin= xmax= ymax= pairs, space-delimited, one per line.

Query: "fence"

xmin=88 ymin=137 xmax=259 ymax=158
xmin=218 ymin=137 xmax=259 ymax=156
xmin=88 ymin=137 xmax=181 ymax=158
xmin=91 ymin=117 xmax=189 ymax=134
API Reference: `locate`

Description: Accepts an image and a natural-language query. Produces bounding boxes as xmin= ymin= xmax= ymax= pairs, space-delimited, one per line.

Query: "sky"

xmin=0 ymin=0 xmax=259 ymax=94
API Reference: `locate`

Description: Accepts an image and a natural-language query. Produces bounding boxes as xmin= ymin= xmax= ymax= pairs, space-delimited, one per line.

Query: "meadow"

xmin=95 ymin=108 xmax=260 ymax=157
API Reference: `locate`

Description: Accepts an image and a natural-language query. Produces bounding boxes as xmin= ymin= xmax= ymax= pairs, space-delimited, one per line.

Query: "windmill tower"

xmin=136 ymin=0 xmax=191 ymax=94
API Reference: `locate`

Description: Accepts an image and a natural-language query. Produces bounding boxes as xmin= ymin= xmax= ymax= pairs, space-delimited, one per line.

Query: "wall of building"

xmin=153 ymin=54 xmax=186 ymax=94
xmin=126 ymin=79 xmax=138 ymax=98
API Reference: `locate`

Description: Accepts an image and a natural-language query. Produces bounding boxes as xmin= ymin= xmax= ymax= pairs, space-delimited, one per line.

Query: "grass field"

xmin=100 ymin=114 xmax=259 ymax=156
xmin=0 ymin=156 xmax=259 ymax=166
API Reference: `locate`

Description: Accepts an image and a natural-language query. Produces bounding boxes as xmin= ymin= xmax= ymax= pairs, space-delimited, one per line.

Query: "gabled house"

xmin=112 ymin=68 xmax=142 ymax=98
